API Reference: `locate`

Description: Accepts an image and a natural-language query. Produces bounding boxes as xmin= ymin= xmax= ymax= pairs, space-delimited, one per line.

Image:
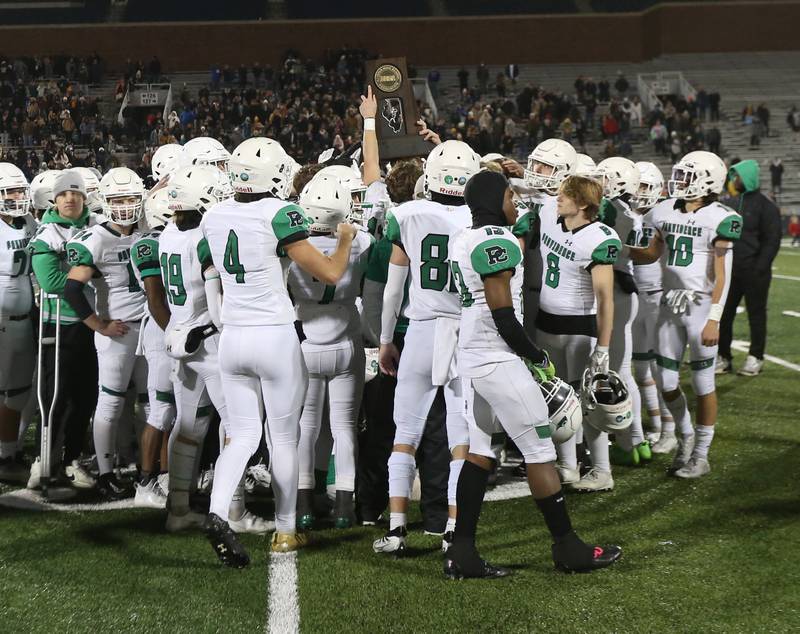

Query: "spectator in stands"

xmin=787 ymin=105 xmax=800 ymax=132
xmin=706 ymin=125 xmax=721 ymax=155
xmin=598 ymin=77 xmax=610 ymax=102
xmin=669 ymin=131 xmax=682 ymax=162
xmin=696 ymin=87 xmax=709 ymax=121
xmin=458 ymin=67 xmax=469 ymax=92
xmin=614 ymin=71 xmax=629 ymax=96
xmin=574 ymin=75 xmax=585 ymax=101
xmin=770 ymin=158 xmax=784 ymax=195
xmin=630 ymin=96 xmax=643 ymax=127
xmin=584 ymin=92 xmax=597 ymax=129
xmin=757 ymin=103 xmax=770 ymax=136
xmin=718 ymin=160 xmax=782 ymax=376
xmin=495 ymin=73 xmax=506 ymax=98
xmin=476 ymin=64 xmax=489 ymax=95
xmin=427 ymin=68 xmax=440 ymax=100
xmin=505 ymin=63 xmax=519 ymax=86
xmin=709 ymin=91 xmax=721 ymax=121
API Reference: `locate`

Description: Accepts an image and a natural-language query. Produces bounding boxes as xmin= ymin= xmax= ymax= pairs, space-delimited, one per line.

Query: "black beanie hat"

xmin=464 ymin=169 xmax=510 ymax=228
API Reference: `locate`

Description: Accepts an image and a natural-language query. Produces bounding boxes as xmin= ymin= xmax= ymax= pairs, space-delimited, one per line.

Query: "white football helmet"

xmin=183 ymin=137 xmax=231 ymax=171
xmin=539 ymin=377 xmax=583 ymax=444
xmin=71 ymin=167 xmax=103 ymax=213
xmin=668 ymin=151 xmax=726 ymax=200
xmin=228 ymin=137 xmax=292 ymax=198
xmin=167 ymin=164 xmax=234 ymax=215
xmin=574 ymin=153 xmax=598 ymax=178
xmin=0 ymin=163 xmax=31 ymax=217
xmin=144 ymin=186 xmax=176 ymax=229
xmin=99 ymin=167 xmax=145 ymax=226
xmin=413 ymin=174 xmax=425 ymax=200
xmin=424 ymin=140 xmax=480 ymax=198
xmin=581 ymin=368 xmax=633 ymax=433
xmin=164 ymin=323 xmax=217 ymax=360
xmin=596 ymin=157 xmax=640 ymax=199
xmin=30 ymin=170 xmax=60 ymax=212
xmin=524 ymin=139 xmax=577 ymax=195
xmin=300 ymin=173 xmax=352 ymax=233
xmin=481 ymin=152 xmax=505 ymax=164
xmin=317 ymin=164 xmax=366 ymax=223
xmin=634 ymin=161 xmax=664 ymax=210
xmin=152 ymin=143 xmax=185 ymax=181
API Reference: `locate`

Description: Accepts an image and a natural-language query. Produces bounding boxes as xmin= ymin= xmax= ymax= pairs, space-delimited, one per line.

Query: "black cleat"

xmin=444 ymin=545 xmax=511 ymax=580
xmin=97 ymin=473 xmax=133 ymax=501
xmin=204 ymin=513 xmax=250 ymax=569
xmin=441 ymin=531 xmax=454 ymax=554
xmin=552 ymin=530 xmax=622 ymax=573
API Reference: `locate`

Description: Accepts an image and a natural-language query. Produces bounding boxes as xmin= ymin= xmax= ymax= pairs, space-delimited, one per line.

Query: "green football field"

xmin=2 ymin=249 xmax=799 ymax=633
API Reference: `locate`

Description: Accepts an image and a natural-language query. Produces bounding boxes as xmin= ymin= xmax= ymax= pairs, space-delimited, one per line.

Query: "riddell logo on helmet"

xmin=439 ymin=187 xmax=462 ymax=196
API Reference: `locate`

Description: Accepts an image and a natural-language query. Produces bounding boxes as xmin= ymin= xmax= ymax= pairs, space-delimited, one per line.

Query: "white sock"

xmin=693 ymin=425 xmax=715 ymax=460
xmin=390 ymin=512 xmax=407 ymax=531
xmin=0 ymin=440 xmax=16 ymax=459
xmin=664 ymin=391 xmax=694 ymax=440
xmin=93 ymin=393 xmax=123 ymax=475
xmin=447 ymin=458 xmax=465 ymax=507
xmin=169 ymin=438 xmax=198 ymax=514
xmin=445 ymin=516 xmax=456 ymax=533
xmin=388 ymin=451 xmax=415 ymax=499
xmin=584 ymin=424 xmax=611 ymax=473
xmin=209 ymin=439 xmax=252 ymax=523
xmin=639 ymin=381 xmax=662 ymax=433
xmin=556 ymin=435 xmax=578 ymax=470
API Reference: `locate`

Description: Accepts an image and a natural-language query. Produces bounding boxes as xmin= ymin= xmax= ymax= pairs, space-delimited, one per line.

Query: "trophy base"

xmin=378 ymin=136 xmax=434 ymax=160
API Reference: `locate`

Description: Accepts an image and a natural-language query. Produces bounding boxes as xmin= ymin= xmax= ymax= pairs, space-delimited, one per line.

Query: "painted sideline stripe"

xmin=774 ymin=274 xmax=800 ymax=282
xmin=267 ymin=552 xmax=299 ymax=634
xmin=782 ymin=310 xmax=800 ymax=318
xmin=0 ymin=487 xmax=137 ymax=512
xmin=731 ymin=339 xmax=800 ymax=372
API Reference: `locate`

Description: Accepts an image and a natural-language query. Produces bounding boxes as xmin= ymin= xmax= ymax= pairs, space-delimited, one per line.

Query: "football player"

xmin=151 ymin=144 xmax=185 ymax=183
xmin=63 ymin=167 xmax=148 ymax=500
xmin=373 ymin=140 xmax=478 ymax=555
xmin=447 ymin=169 xmax=621 ymax=577
xmin=631 ymin=162 xmax=674 ymax=447
xmin=533 ymin=175 xmax=620 ymax=491
xmin=201 ymin=137 xmax=357 ymax=559
xmin=594 ymin=157 xmax=647 ymax=470
xmin=288 ymin=173 xmax=373 ymax=529
xmin=629 ymin=151 xmax=742 ymax=478
xmin=183 ymin=137 xmax=231 ymax=172
xmin=0 ymin=164 xmax=37 ymax=483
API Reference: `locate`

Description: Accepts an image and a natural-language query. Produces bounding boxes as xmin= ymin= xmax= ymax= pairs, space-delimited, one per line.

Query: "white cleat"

xmin=674 ymin=456 xmax=711 ymax=479
xmin=571 ymin=468 xmax=614 ymax=492
xmin=134 ymin=479 xmax=168 ymax=509
xmin=157 ymin=472 xmax=169 ymax=496
xmin=26 ymin=457 xmax=41 ymax=489
xmin=737 ymin=355 xmax=764 ymax=377
xmin=714 ymin=355 xmax=732 ymax=375
xmin=669 ymin=435 xmax=695 ymax=474
xmin=166 ymin=510 xmax=206 ymax=533
xmin=228 ymin=510 xmax=274 ymax=535
xmin=645 ymin=431 xmax=661 ymax=445
xmin=556 ymin=463 xmax=580 ymax=485
xmin=64 ymin=460 xmax=96 ymax=489
xmin=372 ymin=526 xmax=407 ymax=554
xmin=651 ymin=432 xmax=677 ymax=454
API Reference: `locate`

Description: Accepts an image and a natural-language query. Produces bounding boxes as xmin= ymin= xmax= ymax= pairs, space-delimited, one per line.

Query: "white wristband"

xmin=595 ymin=345 xmax=609 ymax=354
xmin=364 ymin=118 xmax=376 ymax=131
xmin=708 ymin=303 xmax=724 ymax=322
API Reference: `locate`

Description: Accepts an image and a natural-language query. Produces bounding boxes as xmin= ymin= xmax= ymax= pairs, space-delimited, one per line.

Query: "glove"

xmin=525 ymin=350 xmax=556 ymax=383
xmin=664 ymin=289 xmax=699 ymax=315
xmin=588 ymin=345 xmax=609 ymax=375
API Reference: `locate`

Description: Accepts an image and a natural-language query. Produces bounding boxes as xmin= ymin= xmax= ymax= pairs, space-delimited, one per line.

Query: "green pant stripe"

xmin=535 ymin=424 xmax=552 ymax=440
xmin=101 ymin=385 xmax=126 ymax=397
xmin=196 ymin=405 xmax=213 ymax=418
xmin=156 ymin=390 xmax=175 ymax=405
xmin=690 ymin=358 xmax=715 ymax=371
xmin=632 ymin=352 xmax=653 ymax=361
xmin=655 ymin=355 xmax=681 ymax=371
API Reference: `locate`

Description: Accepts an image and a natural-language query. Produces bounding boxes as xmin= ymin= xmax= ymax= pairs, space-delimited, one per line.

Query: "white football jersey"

xmin=159 ymin=223 xmax=214 ymax=329
xmin=600 ymin=197 xmax=642 ymax=276
xmin=65 ymin=223 xmax=146 ymax=322
xmin=450 ymin=225 xmax=524 ymax=376
xmin=201 ymin=197 xmax=310 ymax=327
xmin=288 ymin=230 xmax=373 ymax=345
xmin=384 ymin=199 xmax=472 ymax=321
xmin=0 ymin=214 xmax=37 ymax=316
xmin=538 ymin=205 xmax=621 ymax=316
xmin=633 ymin=221 xmax=664 ymax=293
xmin=644 ymin=199 xmax=742 ymax=294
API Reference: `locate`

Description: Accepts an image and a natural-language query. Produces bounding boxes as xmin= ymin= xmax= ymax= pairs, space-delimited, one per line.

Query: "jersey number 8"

xmin=420 ymin=233 xmax=457 ymax=293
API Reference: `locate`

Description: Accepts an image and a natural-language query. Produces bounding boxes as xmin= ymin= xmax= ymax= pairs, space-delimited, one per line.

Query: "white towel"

xmin=431 ymin=316 xmax=460 ymax=386
xmin=135 ymin=315 xmax=149 ymax=356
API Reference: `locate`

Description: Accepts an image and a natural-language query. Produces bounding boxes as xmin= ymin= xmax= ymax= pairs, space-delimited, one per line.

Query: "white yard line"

xmin=774 ymin=274 xmax=800 ymax=282
xmin=731 ymin=339 xmax=800 ymax=372
xmin=267 ymin=552 xmax=300 ymax=634
xmin=782 ymin=310 xmax=800 ymax=318
xmin=0 ymin=487 xmax=137 ymax=512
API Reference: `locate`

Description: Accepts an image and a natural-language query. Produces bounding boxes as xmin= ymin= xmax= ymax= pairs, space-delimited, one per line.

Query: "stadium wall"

xmin=0 ymin=1 xmax=797 ymax=69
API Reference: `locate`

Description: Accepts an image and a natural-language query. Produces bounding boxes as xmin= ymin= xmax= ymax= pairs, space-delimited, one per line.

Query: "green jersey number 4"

xmin=223 ymin=230 xmax=247 ymax=284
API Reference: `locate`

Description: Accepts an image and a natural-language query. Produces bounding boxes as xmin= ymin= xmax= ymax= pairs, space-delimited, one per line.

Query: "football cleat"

xmin=296 ymin=489 xmax=315 ymax=531
xmin=636 ymin=441 xmax=653 ymax=463
xmin=64 ymin=460 xmax=96 ymax=489
xmin=556 ymin=463 xmax=580 ymax=485
xmin=571 ymin=468 xmax=614 ymax=493
xmin=333 ymin=490 xmax=356 ymax=529
xmin=444 ymin=545 xmax=511 ymax=580
xmin=737 ymin=355 xmax=764 ymax=376
xmin=552 ymin=531 xmax=622 ymax=573
xmin=166 ymin=509 xmax=206 ymax=533
xmin=609 ymin=443 xmax=640 ymax=467
xmin=157 ymin=472 xmax=169 ymax=495
xmin=228 ymin=510 xmax=274 ymax=535
xmin=204 ymin=513 xmax=250 ymax=568
xmin=714 ymin=355 xmax=732 ymax=375
xmin=26 ymin=456 xmax=41 ymax=489
xmin=674 ymin=456 xmax=711 ymax=479
xmin=133 ymin=478 xmax=168 ymax=509
xmin=0 ymin=456 xmax=30 ymax=484
xmin=372 ymin=526 xmax=407 ymax=555
xmin=668 ymin=435 xmax=695 ymax=475
xmin=442 ymin=531 xmax=454 ymax=554
xmin=645 ymin=431 xmax=661 ymax=444
xmin=271 ymin=531 xmax=309 ymax=553
xmin=651 ymin=431 xmax=677 ymax=454
xmin=97 ymin=473 xmax=133 ymax=501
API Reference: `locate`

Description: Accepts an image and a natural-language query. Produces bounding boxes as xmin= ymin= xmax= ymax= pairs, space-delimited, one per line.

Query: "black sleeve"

xmin=64 ymin=278 xmax=94 ymax=320
xmin=490 ymin=306 xmax=546 ymax=365
xmin=755 ymin=197 xmax=783 ymax=272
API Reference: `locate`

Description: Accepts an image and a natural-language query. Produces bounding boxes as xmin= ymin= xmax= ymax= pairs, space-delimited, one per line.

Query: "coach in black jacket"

xmin=718 ymin=160 xmax=782 ymax=376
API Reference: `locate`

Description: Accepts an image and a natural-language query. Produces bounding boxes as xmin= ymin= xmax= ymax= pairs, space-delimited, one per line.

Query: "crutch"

xmin=36 ymin=290 xmax=61 ymax=500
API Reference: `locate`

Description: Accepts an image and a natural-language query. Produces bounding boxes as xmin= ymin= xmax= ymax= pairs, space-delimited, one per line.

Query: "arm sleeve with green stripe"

xmin=590 ymin=237 xmax=622 ymax=265
xmin=272 ymin=203 xmax=310 ymax=252
xmin=65 ymin=241 xmax=95 ymax=268
xmin=716 ymin=213 xmax=743 ymax=241
xmin=130 ymin=237 xmax=161 ymax=279
xmin=470 ymin=237 xmax=523 ymax=277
